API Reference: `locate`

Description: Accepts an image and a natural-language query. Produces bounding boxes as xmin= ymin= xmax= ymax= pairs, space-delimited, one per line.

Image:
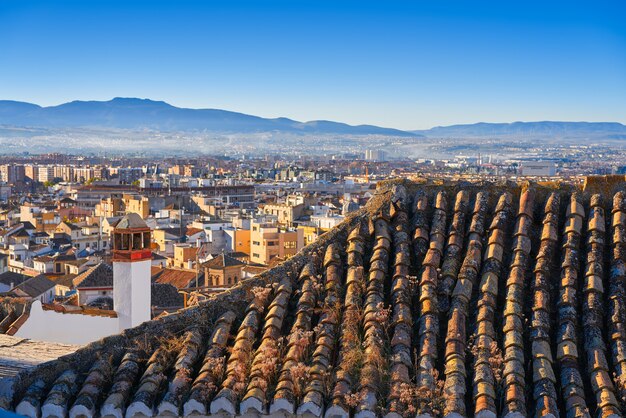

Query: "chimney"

xmin=112 ymin=213 xmax=152 ymax=332
xmin=187 ymin=259 xmax=193 ymax=270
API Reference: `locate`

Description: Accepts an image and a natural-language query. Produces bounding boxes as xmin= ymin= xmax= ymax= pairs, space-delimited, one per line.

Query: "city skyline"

xmin=1 ymin=0 xmax=625 ymax=130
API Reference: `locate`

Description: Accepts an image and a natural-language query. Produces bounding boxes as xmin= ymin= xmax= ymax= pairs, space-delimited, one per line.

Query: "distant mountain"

xmin=0 ymin=98 xmax=418 ymax=137
xmin=414 ymin=121 xmax=626 ymax=138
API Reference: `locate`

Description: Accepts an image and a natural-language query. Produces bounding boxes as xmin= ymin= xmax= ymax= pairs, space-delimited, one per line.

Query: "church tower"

xmin=112 ymin=213 xmax=152 ymax=331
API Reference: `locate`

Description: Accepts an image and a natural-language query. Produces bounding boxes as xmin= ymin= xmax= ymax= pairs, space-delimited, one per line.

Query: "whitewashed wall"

xmin=114 ymin=259 xmax=151 ymax=331
xmin=15 ymin=301 xmax=119 ymax=345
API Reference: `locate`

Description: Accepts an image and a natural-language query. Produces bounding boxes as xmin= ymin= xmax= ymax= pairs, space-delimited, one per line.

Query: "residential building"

xmin=249 ymin=219 xmax=304 ymax=265
xmin=24 ymin=164 xmax=37 ymax=182
xmin=116 ymin=167 xmax=144 ymax=184
xmin=364 ymin=149 xmax=387 ymax=161
xmin=37 ymin=166 xmax=55 ymax=183
xmin=152 ymin=228 xmax=183 ymax=254
xmin=0 ymin=164 xmax=25 ymax=184
xmin=95 ymin=194 xmax=150 ymax=219
xmin=172 ymin=244 xmax=199 ymax=269
xmin=73 ymin=263 xmax=114 ymax=305
xmin=224 ymin=228 xmax=251 ymax=255
xmin=20 ymin=202 xmax=61 ymax=233
xmin=0 ymin=270 xmax=27 ymax=292
xmin=10 ymin=275 xmax=57 ymax=303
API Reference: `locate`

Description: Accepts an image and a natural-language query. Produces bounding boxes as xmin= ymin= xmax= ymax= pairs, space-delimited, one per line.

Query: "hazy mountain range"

xmin=0 ymin=98 xmax=416 ymax=137
xmin=413 ymin=121 xmax=626 ymax=138
xmin=0 ymin=98 xmax=625 ymax=139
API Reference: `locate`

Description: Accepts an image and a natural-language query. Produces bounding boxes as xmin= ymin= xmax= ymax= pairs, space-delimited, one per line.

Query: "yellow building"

xmin=226 ymin=228 xmax=251 ymax=255
xmin=250 ymin=220 xmax=304 ymax=265
xmin=95 ymin=194 xmax=150 ymax=219
xmin=172 ymin=244 xmax=199 ymax=269
xmin=261 ymin=195 xmax=315 ymax=227
xmin=298 ymin=225 xmax=326 ymax=247
xmin=124 ymin=195 xmax=150 ymax=219
xmin=20 ymin=202 xmax=60 ymax=233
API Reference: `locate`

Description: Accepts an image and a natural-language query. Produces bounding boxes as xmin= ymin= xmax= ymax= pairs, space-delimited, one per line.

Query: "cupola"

xmin=112 ymin=213 xmax=152 ymax=262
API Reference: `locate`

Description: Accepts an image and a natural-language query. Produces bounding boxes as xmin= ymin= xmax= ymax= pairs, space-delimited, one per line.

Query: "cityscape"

xmin=1 ymin=1 xmax=625 ymax=418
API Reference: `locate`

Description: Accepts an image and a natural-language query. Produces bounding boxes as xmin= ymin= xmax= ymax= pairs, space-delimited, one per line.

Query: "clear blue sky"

xmin=1 ymin=0 xmax=624 ymax=130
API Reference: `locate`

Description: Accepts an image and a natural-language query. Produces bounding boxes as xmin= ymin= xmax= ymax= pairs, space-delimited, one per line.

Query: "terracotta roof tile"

xmin=6 ymin=179 xmax=626 ymax=418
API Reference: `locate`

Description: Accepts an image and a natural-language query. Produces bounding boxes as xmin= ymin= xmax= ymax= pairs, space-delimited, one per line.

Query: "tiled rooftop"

xmin=2 ymin=178 xmax=626 ymax=418
xmin=73 ymin=263 xmax=114 ymax=289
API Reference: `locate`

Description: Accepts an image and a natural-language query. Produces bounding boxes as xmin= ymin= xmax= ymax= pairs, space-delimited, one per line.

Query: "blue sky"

xmin=0 ymin=0 xmax=624 ymax=129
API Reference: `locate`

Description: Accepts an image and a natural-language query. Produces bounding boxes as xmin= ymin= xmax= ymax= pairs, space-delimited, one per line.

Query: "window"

xmin=252 ymin=241 xmax=260 ymax=246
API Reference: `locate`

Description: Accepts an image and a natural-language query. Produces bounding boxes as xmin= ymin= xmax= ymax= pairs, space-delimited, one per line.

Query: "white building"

xmin=521 ymin=161 xmax=556 ymax=176
xmin=311 ymin=214 xmax=345 ymax=229
xmin=37 ymin=166 xmax=55 ymax=183
xmin=364 ymin=149 xmax=387 ymax=161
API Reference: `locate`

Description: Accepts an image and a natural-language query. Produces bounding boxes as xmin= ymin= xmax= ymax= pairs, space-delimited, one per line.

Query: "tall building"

xmin=364 ymin=149 xmax=387 ymax=161
xmin=74 ymin=167 xmax=96 ymax=183
xmin=54 ymin=165 xmax=74 ymax=182
xmin=37 ymin=165 xmax=55 ymax=183
xmin=0 ymin=164 xmax=25 ymax=184
xmin=24 ymin=164 xmax=37 ymax=182
xmin=117 ymin=167 xmax=144 ymax=184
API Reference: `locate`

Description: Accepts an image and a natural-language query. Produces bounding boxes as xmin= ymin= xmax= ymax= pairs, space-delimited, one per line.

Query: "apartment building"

xmin=172 ymin=243 xmax=199 ymax=269
xmin=0 ymin=164 xmax=25 ymax=184
xmin=95 ymin=194 xmax=150 ymax=219
xmin=37 ymin=166 xmax=55 ymax=183
xmin=20 ymin=202 xmax=60 ymax=233
xmin=261 ymin=194 xmax=315 ymax=227
xmin=249 ymin=219 xmax=303 ymax=265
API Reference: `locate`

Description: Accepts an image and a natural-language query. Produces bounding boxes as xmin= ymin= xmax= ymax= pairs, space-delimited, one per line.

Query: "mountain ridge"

xmin=0 ymin=98 xmax=418 ymax=137
xmin=1 ymin=98 xmax=625 ymax=138
xmin=413 ymin=120 xmax=626 ymax=137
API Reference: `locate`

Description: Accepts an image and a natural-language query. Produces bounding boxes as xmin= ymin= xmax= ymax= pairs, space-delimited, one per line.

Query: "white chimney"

xmin=112 ymin=213 xmax=152 ymax=332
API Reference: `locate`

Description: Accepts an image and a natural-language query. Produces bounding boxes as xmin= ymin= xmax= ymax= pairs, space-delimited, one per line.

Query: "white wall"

xmin=15 ymin=301 xmax=119 ymax=345
xmin=114 ymin=259 xmax=151 ymax=331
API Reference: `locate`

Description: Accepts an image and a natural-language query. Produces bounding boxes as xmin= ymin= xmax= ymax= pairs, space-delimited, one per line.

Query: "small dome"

xmin=115 ymin=213 xmax=148 ymax=230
